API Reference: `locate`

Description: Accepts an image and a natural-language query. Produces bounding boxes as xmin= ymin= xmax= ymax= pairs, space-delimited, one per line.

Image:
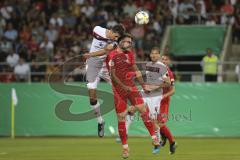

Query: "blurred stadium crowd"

xmin=0 ymin=0 xmax=240 ymax=82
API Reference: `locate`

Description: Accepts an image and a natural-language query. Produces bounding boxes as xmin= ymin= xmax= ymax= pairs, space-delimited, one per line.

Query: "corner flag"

xmin=11 ymin=88 xmax=18 ymax=139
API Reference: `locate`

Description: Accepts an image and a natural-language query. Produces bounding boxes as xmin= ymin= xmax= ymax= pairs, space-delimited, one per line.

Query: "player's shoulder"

xmin=146 ymin=61 xmax=165 ymax=67
xmin=156 ymin=61 xmax=166 ymax=66
xmin=146 ymin=61 xmax=154 ymax=67
xmin=126 ymin=50 xmax=135 ymax=57
xmin=93 ymin=26 xmax=106 ymax=32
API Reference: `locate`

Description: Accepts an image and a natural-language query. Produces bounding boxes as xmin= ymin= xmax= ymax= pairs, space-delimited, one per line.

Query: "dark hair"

xmin=151 ymin=47 xmax=160 ymax=53
xmin=162 ymin=53 xmax=171 ymax=59
xmin=111 ymin=24 xmax=125 ymax=37
xmin=117 ymin=33 xmax=133 ymax=43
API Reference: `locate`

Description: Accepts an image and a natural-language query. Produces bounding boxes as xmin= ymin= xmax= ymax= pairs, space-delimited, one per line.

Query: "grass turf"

xmin=0 ymin=137 xmax=240 ymax=160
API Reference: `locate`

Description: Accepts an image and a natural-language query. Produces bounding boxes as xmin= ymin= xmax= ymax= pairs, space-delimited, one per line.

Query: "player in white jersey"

xmin=143 ymin=51 xmax=168 ymax=120
xmin=86 ymin=24 xmax=125 ymax=137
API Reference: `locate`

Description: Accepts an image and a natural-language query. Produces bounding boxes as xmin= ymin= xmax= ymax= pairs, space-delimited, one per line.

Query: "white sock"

xmin=126 ymin=115 xmax=134 ymax=134
xmin=91 ymin=102 xmax=104 ymax=124
xmin=155 ymin=130 xmax=161 ymax=141
xmin=123 ymin=144 xmax=129 ymax=149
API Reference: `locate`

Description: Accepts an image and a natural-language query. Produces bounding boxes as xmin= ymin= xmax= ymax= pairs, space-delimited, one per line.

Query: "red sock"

xmin=160 ymin=125 xmax=174 ymax=144
xmin=118 ymin=121 xmax=127 ymax=145
xmin=141 ymin=108 xmax=155 ymax=137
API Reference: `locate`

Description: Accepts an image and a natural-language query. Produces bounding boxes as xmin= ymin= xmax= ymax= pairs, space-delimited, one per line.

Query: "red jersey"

xmin=161 ymin=67 xmax=175 ymax=104
xmin=106 ymin=49 xmax=136 ymax=87
xmin=106 ymin=49 xmax=144 ymax=113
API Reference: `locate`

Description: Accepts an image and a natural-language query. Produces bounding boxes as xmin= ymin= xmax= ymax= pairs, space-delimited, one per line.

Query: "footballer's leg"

xmin=160 ymin=123 xmax=177 ymax=154
xmin=116 ymin=113 xmax=134 ymax=143
xmin=158 ymin=105 xmax=177 ymax=154
xmin=129 ymin=89 xmax=160 ymax=148
xmin=136 ymin=103 xmax=160 ymax=147
xmin=88 ymin=88 xmax=105 ymax=137
xmin=114 ymin=92 xmax=129 ymax=159
xmin=117 ymin=112 xmax=129 ymax=159
xmin=86 ymin=60 xmax=104 ymax=137
xmin=143 ymin=93 xmax=162 ymax=154
xmin=125 ymin=105 xmax=135 ymax=136
xmin=126 ymin=113 xmax=134 ymax=135
xmin=115 ymin=105 xmax=136 ymax=143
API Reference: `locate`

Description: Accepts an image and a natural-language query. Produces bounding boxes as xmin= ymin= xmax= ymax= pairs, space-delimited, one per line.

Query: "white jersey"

xmin=143 ymin=61 xmax=168 ymax=119
xmin=86 ymin=26 xmax=113 ymax=89
xmin=89 ymin=26 xmax=113 ymax=60
xmin=145 ymin=61 xmax=168 ymax=85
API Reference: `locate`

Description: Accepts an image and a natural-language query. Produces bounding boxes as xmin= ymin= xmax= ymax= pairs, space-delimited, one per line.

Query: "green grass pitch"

xmin=0 ymin=137 xmax=240 ymax=160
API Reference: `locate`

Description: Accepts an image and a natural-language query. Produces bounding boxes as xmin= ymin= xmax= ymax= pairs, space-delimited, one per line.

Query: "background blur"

xmin=0 ymin=0 xmax=240 ymax=138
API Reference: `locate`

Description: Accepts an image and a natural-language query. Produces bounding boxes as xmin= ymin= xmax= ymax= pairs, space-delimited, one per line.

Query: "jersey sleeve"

xmin=93 ymin=26 xmax=107 ymax=39
xmin=167 ymin=68 xmax=175 ymax=85
xmin=129 ymin=51 xmax=136 ymax=65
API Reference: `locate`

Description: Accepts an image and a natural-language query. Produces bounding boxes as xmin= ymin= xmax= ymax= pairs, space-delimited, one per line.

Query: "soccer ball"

xmin=135 ymin=11 xmax=149 ymax=25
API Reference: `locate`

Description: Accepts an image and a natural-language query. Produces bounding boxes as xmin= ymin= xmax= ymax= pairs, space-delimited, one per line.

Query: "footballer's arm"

xmin=151 ymin=72 xmax=171 ymax=90
xmin=84 ymin=44 xmax=116 ymax=58
xmin=132 ymin=64 xmax=145 ymax=87
xmin=163 ymin=86 xmax=175 ymax=99
xmin=158 ymin=76 xmax=171 ymax=88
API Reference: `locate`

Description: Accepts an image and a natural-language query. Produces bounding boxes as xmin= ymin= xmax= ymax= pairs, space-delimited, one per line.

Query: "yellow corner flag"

xmin=11 ymin=88 xmax=18 ymax=139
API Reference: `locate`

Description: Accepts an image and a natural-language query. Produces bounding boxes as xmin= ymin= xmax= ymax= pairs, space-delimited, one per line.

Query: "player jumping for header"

xmin=86 ymin=24 xmax=125 ymax=137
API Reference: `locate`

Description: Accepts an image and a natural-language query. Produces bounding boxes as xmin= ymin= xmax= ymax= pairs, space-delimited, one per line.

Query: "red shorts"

xmin=157 ymin=101 xmax=169 ymax=123
xmin=113 ymin=86 xmax=144 ymax=113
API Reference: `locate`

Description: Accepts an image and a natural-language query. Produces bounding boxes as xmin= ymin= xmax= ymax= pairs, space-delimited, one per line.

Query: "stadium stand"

xmin=0 ymin=0 xmax=240 ymax=82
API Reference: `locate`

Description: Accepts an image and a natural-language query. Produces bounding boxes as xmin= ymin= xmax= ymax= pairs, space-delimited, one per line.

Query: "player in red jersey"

xmin=158 ymin=53 xmax=177 ymax=154
xmin=106 ymin=33 xmax=160 ymax=158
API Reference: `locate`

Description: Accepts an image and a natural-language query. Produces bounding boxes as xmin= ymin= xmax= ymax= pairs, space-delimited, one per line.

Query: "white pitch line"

xmin=183 ymin=94 xmax=190 ymax=100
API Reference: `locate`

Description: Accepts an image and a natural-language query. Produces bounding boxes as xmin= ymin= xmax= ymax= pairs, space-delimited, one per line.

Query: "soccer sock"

xmin=126 ymin=114 xmax=134 ymax=134
xmin=91 ymin=101 xmax=104 ymax=124
xmin=118 ymin=121 xmax=128 ymax=145
xmin=155 ymin=129 xmax=161 ymax=142
xmin=160 ymin=125 xmax=174 ymax=144
xmin=140 ymin=108 xmax=155 ymax=138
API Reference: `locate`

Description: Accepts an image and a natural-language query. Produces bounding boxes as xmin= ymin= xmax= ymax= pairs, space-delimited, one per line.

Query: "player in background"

xmin=124 ymin=47 xmax=171 ymax=154
xmin=86 ymin=24 xmax=125 ymax=137
xmin=142 ymin=47 xmax=171 ymax=154
xmin=159 ymin=53 xmax=177 ymax=154
xmin=106 ymin=33 xmax=160 ymax=158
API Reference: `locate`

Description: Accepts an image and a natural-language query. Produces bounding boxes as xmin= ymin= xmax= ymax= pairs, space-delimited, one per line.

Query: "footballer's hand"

xmin=143 ymin=84 xmax=151 ymax=94
xmin=83 ymin=53 xmax=91 ymax=59
xmin=162 ymin=94 xmax=166 ymax=99
xmin=122 ymin=85 xmax=132 ymax=92
xmin=135 ymin=71 xmax=142 ymax=78
xmin=104 ymin=43 xmax=116 ymax=52
xmin=162 ymin=75 xmax=171 ymax=85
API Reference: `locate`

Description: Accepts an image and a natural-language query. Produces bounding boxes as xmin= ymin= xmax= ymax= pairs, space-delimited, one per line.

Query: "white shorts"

xmin=142 ymin=91 xmax=163 ymax=120
xmin=86 ymin=57 xmax=111 ymax=89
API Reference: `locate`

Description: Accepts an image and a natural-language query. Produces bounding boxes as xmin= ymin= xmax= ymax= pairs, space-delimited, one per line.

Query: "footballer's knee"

xmin=158 ymin=122 xmax=165 ymax=127
xmin=137 ymin=104 xmax=147 ymax=113
xmin=117 ymin=112 xmax=126 ymax=121
xmin=154 ymin=121 xmax=160 ymax=130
